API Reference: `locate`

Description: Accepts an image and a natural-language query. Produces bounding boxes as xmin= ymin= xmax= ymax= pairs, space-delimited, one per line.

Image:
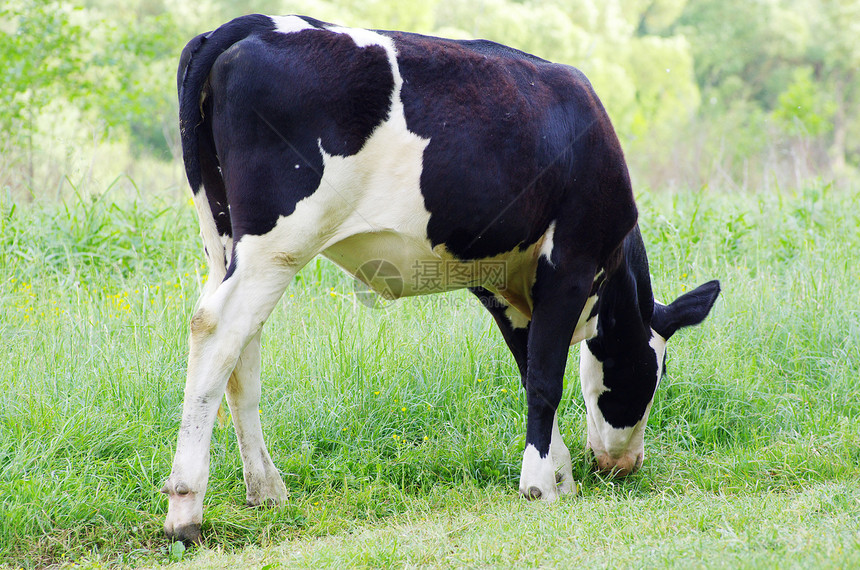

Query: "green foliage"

xmin=677 ymin=0 xmax=806 ymax=109
xmin=4 ymin=0 xmax=859 ymax=194
xmin=773 ymin=67 xmax=835 ymax=137
xmin=0 ymin=0 xmax=179 ymax=165
xmin=673 ymin=0 xmax=860 ymax=185
xmin=85 ymin=11 xmax=180 ymax=159
xmin=0 ymin=1 xmax=85 ymax=132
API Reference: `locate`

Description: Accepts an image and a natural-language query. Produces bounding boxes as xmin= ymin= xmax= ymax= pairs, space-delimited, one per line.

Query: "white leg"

xmin=519 ymin=444 xmax=559 ymax=502
xmin=162 ymin=263 xmax=295 ymax=542
xmin=519 ymin=412 xmax=573 ymax=502
xmin=550 ymin=413 xmax=574 ymax=495
xmin=226 ymin=330 xmax=288 ymax=506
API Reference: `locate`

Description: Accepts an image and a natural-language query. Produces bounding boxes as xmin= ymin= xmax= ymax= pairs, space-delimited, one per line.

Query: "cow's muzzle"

xmin=593 ymin=450 xmax=643 ymax=477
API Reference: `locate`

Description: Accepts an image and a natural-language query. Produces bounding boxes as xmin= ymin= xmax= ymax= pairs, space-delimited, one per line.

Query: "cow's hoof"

xmin=165 ymin=523 xmax=202 ymax=545
xmin=246 ymin=496 xmax=281 ymax=508
xmin=519 ymin=483 xmax=559 ymax=502
xmin=555 ymin=471 xmax=575 ymax=496
xmin=245 ymin=475 xmax=288 ymax=508
xmin=519 ymin=444 xmax=560 ymax=502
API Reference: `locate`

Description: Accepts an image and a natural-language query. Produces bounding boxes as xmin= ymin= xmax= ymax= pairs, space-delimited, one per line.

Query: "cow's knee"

xmin=190 ymin=307 xmax=217 ymax=338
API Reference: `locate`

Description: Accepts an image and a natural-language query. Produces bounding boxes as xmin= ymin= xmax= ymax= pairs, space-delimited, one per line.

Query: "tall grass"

xmin=0 ymin=183 xmax=858 ymax=568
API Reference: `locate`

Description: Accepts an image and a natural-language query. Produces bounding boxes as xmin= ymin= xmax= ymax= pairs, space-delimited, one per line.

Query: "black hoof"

xmin=166 ymin=523 xmax=202 ymax=545
xmin=527 ymin=486 xmax=542 ymax=500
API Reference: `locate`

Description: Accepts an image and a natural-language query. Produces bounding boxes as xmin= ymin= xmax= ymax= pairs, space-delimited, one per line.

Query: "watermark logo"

xmin=352 ymin=258 xmax=510 ymax=309
xmin=352 ymin=259 xmax=404 ymax=308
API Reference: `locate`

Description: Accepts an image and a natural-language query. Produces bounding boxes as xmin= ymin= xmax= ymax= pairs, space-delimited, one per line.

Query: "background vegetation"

xmin=1 ymin=0 xmax=858 ymax=568
xmin=2 ymin=0 xmax=859 ymax=199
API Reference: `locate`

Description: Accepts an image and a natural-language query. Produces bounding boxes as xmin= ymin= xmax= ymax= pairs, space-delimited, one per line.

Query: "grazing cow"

xmin=162 ymin=14 xmax=721 ymax=543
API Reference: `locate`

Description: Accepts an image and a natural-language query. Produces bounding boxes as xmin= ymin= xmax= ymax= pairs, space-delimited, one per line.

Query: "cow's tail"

xmin=177 ymin=15 xmax=273 ymax=290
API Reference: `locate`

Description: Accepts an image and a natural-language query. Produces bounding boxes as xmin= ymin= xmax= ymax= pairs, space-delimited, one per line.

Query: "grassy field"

xmin=1 ymin=183 xmax=858 ymax=568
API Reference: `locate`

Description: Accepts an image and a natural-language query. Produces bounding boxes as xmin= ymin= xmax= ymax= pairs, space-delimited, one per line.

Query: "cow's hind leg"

xmin=470 ymin=288 xmax=574 ymax=497
xmin=518 ymin=258 xmax=595 ymax=501
xmin=162 ymin=254 xmax=299 ymax=543
xmin=226 ymin=330 xmax=288 ymax=507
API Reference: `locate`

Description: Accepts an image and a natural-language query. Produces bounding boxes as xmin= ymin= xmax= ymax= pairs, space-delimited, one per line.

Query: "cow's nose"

xmin=593 ymin=451 xmax=643 ymax=477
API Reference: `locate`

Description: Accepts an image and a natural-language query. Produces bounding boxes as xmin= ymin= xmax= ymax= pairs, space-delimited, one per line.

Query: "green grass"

xmin=1 ymin=183 xmax=858 ymax=568
xmin=168 ymin=483 xmax=860 ymax=569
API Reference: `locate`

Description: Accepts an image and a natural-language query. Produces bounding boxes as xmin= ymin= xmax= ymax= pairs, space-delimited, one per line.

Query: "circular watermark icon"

xmin=352 ymin=259 xmax=404 ymax=309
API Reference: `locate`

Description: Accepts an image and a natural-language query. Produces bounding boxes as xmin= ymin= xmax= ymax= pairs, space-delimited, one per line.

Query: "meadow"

xmin=0 ymin=182 xmax=858 ymax=568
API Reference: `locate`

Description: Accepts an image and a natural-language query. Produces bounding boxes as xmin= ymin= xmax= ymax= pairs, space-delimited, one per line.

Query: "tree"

xmin=0 ymin=0 xmax=180 ymax=175
xmin=0 ymin=1 xmax=85 ymax=181
xmin=802 ymin=0 xmax=860 ymax=172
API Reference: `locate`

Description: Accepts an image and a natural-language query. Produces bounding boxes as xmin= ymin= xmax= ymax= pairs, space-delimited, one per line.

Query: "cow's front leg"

xmin=519 ymin=259 xmax=594 ymax=501
xmin=520 ymin=403 xmax=567 ymax=501
xmin=226 ymin=330 xmax=287 ymax=507
xmin=470 ymin=287 xmax=578 ymax=499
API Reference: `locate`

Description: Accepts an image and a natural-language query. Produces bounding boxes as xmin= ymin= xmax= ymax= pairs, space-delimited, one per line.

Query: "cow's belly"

xmin=324 ymin=228 xmax=599 ymax=344
xmin=323 ymin=230 xmax=544 ymax=305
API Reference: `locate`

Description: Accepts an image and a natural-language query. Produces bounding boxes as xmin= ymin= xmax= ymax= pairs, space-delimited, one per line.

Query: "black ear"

xmin=651 ymin=280 xmax=721 ymax=340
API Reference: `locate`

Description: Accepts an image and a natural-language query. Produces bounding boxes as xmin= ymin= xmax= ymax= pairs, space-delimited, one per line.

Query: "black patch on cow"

xmin=585 ymin=309 xmax=658 ymax=429
xmin=205 ymin=25 xmax=394 ymax=238
xmin=178 ymin=14 xmax=276 ymax=202
xmin=199 ymin=93 xmax=232 ymax=239
xmin=388 ymin=32 xmax=602 ymax=260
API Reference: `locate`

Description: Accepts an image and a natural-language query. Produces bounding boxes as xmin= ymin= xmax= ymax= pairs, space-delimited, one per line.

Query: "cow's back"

xmin=202 ymin=17 xmax=636 ymax=270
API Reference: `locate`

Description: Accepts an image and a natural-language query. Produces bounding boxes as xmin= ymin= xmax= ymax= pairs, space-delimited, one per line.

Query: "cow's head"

xmin=580 ymin=229 xmax=720 ymax=475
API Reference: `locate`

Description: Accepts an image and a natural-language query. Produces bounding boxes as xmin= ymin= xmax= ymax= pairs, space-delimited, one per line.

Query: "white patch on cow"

xmin=519 ymin=444 xmax=559 ymax=502
xmin=570 ymin=293 xmax=598 ymax=345
xmin=325 ymin=25 xmax=394 ymax=50
xmin=539 ymin=220 xmax=556 ymax=266
xmin=580 ymin=332 xmax=665 ymax=475
xmin=550 ymin=412 xmax=574 ymax=495
xmin=270 ymin=15 xmax=314 ymax=35
xmin=192 ymin=188 xmax=227 ymax=300
xmin=494 ymin=294 xmax=530 ymax=329
xmin=223 ymin=236 xmax=234 ymax=267
xmin=650 ymin=329 xmax=667 ymax=389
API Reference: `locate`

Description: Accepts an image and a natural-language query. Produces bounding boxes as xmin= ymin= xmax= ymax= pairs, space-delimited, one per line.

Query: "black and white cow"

xmin=162 ymin=14 xmax=721 ymax=543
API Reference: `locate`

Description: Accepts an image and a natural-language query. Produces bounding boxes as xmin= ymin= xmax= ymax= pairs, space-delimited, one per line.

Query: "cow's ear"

xmin=651 ymin=280 xmax=721 ymax=340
